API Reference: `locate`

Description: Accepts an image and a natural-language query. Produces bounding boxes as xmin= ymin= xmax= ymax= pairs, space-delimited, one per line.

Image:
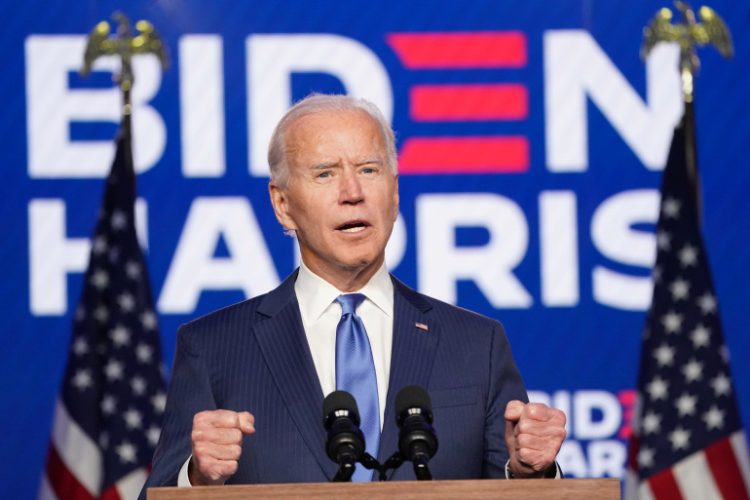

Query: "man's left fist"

xmin=504 ymin=400 xmax=566 ymax=478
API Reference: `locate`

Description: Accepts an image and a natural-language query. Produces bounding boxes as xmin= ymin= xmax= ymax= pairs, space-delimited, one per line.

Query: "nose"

xmin=338 ymin=167 xmax=364 ymax=204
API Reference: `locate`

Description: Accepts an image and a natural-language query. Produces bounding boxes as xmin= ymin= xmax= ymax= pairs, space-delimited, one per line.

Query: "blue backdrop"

xmin=2 ymin=1 xmax=749 ymax=497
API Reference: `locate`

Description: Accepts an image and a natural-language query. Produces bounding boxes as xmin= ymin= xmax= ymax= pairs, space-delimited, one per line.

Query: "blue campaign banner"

xmin=2 ymin=0 xmax=749 ymax=496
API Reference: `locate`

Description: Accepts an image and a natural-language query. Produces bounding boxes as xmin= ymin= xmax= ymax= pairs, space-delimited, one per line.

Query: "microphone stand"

xmin=332 ymin=453 xmax=381 ymax=482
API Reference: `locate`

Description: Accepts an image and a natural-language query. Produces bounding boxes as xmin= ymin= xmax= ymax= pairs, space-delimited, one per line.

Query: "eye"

xmin=316 ymin=170 xmax=333 ymax=179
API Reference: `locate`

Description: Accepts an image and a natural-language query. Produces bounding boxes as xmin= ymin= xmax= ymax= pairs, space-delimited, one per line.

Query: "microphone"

xmin=395 ymin=385 xmax=438 ymax=480
xmin=323 ymin=390 xmax=366 ymax=481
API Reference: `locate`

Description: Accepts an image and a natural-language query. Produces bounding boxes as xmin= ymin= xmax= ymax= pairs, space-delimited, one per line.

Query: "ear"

xmin=269 ymin=182 xmax=298 ymax=231
xmin=391 ymin=174 xmax=400 ymax=222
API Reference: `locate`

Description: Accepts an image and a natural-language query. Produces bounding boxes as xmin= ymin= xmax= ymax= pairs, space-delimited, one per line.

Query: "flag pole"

xmin=641 ymin=1 xmax=733 ymax=225
xmin=80 ymin=11 xmax=168 ymax=159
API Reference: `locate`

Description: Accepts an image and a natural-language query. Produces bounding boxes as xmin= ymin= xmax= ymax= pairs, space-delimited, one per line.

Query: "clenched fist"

xmin=188 ymin=410 xmax=255 ymax=486
xmin=504 ymin=400 xmax=566 ymax=478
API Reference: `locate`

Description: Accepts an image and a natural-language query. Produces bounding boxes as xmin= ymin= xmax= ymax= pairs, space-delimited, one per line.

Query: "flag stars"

xmin=151 ymin=392 xmax=166 ymax=413
xmin=698 ymin=293 xmax=717 ymax=315
xmin=72 ymin=337 xmax=88 ymax=356
xmin=662 ymin=197 xmax=681 ymax=219
xmin=641 ymin=411 xmax=661 ymax=434
xmin=720 ymin=345 xmax=729 ymax=363
xmin=638 ymin=447 xmax=655 ymax=469
xmin=99 ymin=432 xmax=109 ymax=450
xmin=146 ymin=425 xmax=161 ymax=447
xmin=653 ymin=343 xmax=675 ymax=367
xmin=703 ymin=406 xmax=725 ymax=431
xmin=661 ymin=311 xmax=683 ymax=334
xmin=72 ymin=369 xmax=92 ymax=391
xmin=652 ymin=266 xmax=662 ymax=284
xmin=669 ymin=427 xmax=691 ymax=450
xmin=131 ymin=376 xmax=147 ymax=395
xmin=678 ymin=244 xmax=698 ymax=267
xmin=104 ymin=360 xmax=124 ymax=381
xmin=111 ymin=210 xmax=128 ymax=231
xmin=123 ymin=408 xmax=143 ymax=429
xmin=669 ymin=278 xmax=689 ymax=301
xmin=690 ymin=324 xmax=711 ymax=348
xmin=90 ymin=269 xmax=110 ymax=290
xmin=101 ymin=395 xmax=117 ymax=415
xmin=675 ymin=392 xmax=697 ymax=417
xmin=141 ymin=310 xmax=157 ymax=331
xmin=118 ymin=292 xmax=136 ymax=313
xmin=657 ymin=231 xmax=671 ymax=251
xmin=136 ymin=343 xmax=154 ymax=363
xmin=711 ymin=373 xmax=731 ymax=397
xmin=116 ymin=441 xmax=137 ymax=463
xmin=94 ymin=305 xmax=109 ymax=323
xmin=110 ymin=324 xmax=131 ymax=347
xmin=125 ymin=260 xmax=142 ymax=280
xmin=647 ymin=376 xmax=669 ymax=401
xmin=682 ymin=359 xmax=703 ymax=383
xmin=92 ymin=236 xmax=108 ymax=255
xmin=108 ymin=246 xmax=121 ymax=264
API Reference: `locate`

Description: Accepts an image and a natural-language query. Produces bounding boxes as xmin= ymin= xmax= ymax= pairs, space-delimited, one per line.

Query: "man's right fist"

xmin=188 ymin=410 xmax=255 ymax=486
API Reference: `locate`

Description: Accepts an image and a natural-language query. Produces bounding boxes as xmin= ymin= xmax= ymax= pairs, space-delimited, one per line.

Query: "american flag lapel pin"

xmin=415 ymin=322 xmax=429 ymax=332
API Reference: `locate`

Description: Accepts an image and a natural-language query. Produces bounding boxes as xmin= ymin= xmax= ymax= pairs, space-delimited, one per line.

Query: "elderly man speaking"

xmin=141 ymin=94 xmax=566 ymax=494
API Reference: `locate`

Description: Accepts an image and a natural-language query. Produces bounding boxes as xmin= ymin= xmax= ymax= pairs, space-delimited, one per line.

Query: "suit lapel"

xmin=252 ymin=271 xmax=338 ymax=479
xmin=378 ymin=276 xmax=439 ymax=466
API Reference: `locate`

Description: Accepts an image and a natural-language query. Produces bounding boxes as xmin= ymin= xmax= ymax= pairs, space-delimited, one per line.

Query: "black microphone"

xmin=323 ymin=390 xmax=366 ymax=481
xmin=395 ymin=385 xmax=438 ymax=480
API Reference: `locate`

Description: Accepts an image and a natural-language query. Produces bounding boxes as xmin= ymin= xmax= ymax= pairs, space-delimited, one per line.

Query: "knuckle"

xmin=224 ymin=461 xmax=239 ymax=475
xmin=516 ymin=434 xmax=530 ymax=448
xmin=517 ymin=420 xmax=533 ymax=434
xmin=229 ymin=429 xmax=243 ymax=442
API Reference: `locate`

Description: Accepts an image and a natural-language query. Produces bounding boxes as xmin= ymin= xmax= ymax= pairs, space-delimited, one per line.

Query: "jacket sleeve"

xmin=482 ymin=321 xmax=529 ymax=478
xmin=139 ymin=323 xmax=217 ymax=498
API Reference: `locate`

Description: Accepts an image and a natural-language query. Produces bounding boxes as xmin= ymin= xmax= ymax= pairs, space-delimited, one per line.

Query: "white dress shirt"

xmin=295 ymin=261 xmax=393 ymax=428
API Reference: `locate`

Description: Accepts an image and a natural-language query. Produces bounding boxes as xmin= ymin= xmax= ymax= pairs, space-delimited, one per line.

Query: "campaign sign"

xmin=1 ymin=1 xmax=749 ymax=497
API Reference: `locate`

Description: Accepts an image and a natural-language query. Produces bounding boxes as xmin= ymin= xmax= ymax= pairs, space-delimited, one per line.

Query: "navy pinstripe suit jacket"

xmin=142 ymin=270 xmax=527 ymax=492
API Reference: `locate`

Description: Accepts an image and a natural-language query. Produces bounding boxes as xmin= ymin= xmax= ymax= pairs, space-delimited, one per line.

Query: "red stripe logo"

xmin=399 ymin=137 xmax=528 ymax=174
xmin=386 ymin=32 xmax=527 ymax=68
xmin=410 ymin=84 xmax=528 ymax=122
xmin=388 ymin=31 xmax=530 ymax=174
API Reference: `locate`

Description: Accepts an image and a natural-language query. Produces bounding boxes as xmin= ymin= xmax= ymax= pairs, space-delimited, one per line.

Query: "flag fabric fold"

xmin=41 ymin=127 xmax=166 ymax=500
xmin=626 ymin=120 xmax=750 ymax=500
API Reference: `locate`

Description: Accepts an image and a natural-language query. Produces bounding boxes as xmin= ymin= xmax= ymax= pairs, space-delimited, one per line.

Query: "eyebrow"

xmin=310 ymin=161 xmax=340 ymax=170
xmin=354 ymin=158 xmax=383 ymax=166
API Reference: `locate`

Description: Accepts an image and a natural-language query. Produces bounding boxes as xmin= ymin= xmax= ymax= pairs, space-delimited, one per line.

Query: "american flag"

xmin=625 ymin=120 xmax=750 ymax=499
xmin=40 ymin=125 xmax=166 ymax=500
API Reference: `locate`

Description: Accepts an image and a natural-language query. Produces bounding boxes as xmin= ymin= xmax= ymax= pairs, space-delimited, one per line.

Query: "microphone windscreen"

xmin=395 ymin=385 xmax=432 ymax=416
xmin=323 ymin=390 xmax=359 ymax=420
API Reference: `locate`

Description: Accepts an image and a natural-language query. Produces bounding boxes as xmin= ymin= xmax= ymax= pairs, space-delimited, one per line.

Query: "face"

xmin=269 ymin=109 xmax=399 ymax=290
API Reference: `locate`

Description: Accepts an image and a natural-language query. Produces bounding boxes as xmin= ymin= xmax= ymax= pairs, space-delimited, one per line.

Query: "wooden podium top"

xmin=149 ymin=478 xmax=620 ymax=499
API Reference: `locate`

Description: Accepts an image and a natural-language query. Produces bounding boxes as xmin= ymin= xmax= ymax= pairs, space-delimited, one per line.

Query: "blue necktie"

xmin=335 ymin=293 xmax=380 ymax=482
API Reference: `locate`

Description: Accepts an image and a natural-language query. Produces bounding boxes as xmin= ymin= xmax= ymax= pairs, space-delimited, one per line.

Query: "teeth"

xmin=341 ymin=226 xmax=366 ymax=233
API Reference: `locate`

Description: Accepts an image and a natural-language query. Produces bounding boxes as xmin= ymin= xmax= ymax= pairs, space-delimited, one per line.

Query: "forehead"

xmin=285 ymin=108 xmax=385 ymax=158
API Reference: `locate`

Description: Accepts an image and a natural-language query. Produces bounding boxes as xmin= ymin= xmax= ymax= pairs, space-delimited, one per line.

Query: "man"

xmin=141 ymin=94 xmax=566 ymax=494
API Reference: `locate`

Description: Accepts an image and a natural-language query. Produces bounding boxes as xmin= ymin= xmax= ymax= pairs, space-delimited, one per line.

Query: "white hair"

xmin=267 ymin=93 xmax=398 ymax=187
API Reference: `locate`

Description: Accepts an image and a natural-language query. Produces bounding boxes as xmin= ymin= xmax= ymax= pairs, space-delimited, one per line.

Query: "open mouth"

xmin=336 ymin=220 xmax=369 ymax=233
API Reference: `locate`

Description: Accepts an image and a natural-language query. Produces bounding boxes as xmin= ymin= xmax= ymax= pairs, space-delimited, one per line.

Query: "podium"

xmin=148 ymin=478 xmax=620 ymax=499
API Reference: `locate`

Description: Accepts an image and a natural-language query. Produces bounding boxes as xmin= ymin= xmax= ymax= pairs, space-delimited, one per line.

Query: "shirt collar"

xmin=295 ymin=261 xmax=394 ymax=324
